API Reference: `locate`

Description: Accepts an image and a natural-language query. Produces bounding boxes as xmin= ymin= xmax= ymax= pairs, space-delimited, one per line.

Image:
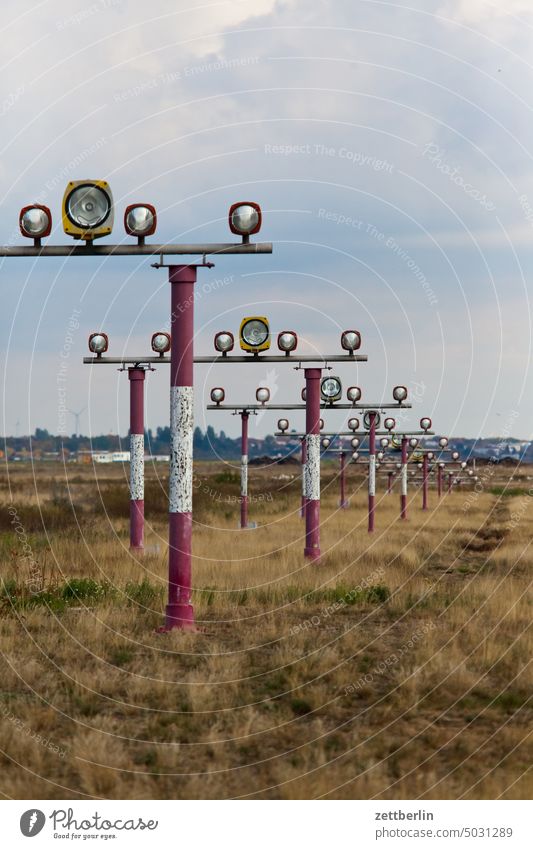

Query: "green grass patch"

xmin=124 ymin=579 xmax=164 ymax=608
xmin=195 ymin=583 xmax=390 ymax=608
xmin=213 ymin=471 xmax=240 ymax=484
xmin=108 ymin=648 xmax=135 ymax=668
xmin=290 ymin=698 xmax=313 ymax=716
xmin=489 ymin=486 xmax=531 ymax=497
xmin=0 ymin=577 xmax=115 ymax=613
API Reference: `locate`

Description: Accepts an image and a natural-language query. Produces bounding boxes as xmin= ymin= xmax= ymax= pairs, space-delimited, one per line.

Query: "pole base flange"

xmin=304 ymin=547 xmax=321 ymax=561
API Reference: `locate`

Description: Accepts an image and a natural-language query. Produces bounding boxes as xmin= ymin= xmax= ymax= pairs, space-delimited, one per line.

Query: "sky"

xmin=1 ymin=0 xmax=533 ymax=441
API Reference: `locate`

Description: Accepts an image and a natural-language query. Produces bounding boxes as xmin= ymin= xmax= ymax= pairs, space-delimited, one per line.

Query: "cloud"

xmin=0 ymin=0 xmax=532 ymax=439
xmin=439 ymin=0 xmax=533 ymax=24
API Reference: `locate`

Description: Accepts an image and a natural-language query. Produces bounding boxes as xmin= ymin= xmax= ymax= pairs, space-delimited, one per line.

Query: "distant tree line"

xmin=2 ymin=426 xmax=288 ymax=461
xmin=2 ymin=428 xmax=530 ymax=462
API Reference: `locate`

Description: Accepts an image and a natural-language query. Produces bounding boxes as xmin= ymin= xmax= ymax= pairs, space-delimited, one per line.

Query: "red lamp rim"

xmin=19 ymin=204 xmax=52 ymax=238
xmin=124 ymin=203 xmax=157 ymax=237
xmin=88 ymin=332 xmax=109 ymax=352
xmin=341 ymin=329 xmax=362 ymax=349
xmin=228 ymin=201 xmax=262 ymax=236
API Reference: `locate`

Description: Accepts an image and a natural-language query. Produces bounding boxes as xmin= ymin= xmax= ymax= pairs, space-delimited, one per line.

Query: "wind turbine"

xmin=67 ymin=407 xmax=86 ymax=437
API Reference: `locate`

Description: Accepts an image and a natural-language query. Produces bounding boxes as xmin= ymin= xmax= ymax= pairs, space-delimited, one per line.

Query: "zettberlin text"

xmin=375 ymin=810 xmax=434 ymax=820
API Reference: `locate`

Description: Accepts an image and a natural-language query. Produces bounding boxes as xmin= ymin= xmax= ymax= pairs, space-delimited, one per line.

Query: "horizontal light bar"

xmin=274 ymin=430 xmax=434 ymax=437
xmin=83 ymin=354 xmax=368 ymax=365
xmin=0 ymin=242 xmax=273 ymax=258
xmin=207 ymin=403 xmax=412 ymax=411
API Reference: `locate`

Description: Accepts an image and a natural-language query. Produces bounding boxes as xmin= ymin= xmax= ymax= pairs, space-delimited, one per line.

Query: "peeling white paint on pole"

xmin=170 ymin=386 xmax=193 ymax=513
xmin=304 ymin=434 xmax=320 ymax=500
xmin=241 ymin=454 xmax=248 ymax=496
xmin=369 ymin=455 xmax=376 ymax=496
xmin=130 ymin=433 xmax=144 ymax=500
xmin=401 ymin=463 xmax=407 ymax=496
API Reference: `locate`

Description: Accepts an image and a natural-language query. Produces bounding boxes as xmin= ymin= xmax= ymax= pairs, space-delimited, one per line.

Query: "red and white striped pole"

xmin=387 ymin=471 xmax=393 ymax=494
xmin=422 ymin=454 xmax=429 ymax=510
xmin=164 ymin=264 xmax=199 ymax=631
xmin=128 ymin=367 xmax=145 ymax=553
xmin=400 ymin=436 xmax=408 ymax=520
xmin=368 ymin=411 xmax=376 ymax=532
xmin=128 ymin=366 xmax=145 ymax=554
xmin=339 ymin=449 xmax=348 ymax=508
xmin=240 ymin=411 xmax=249 ymax=529
xmin=300 ymin=436 xmax=306 ymax=518
xmin=304 ymin=368 xmax=321 ymax=560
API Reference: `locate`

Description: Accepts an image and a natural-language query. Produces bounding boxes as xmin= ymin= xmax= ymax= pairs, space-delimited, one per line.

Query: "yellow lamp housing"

xmin=239 ymin=316 xmax=270 ymax=353
xmin=62 ymin=180 xmax=114 ymax=241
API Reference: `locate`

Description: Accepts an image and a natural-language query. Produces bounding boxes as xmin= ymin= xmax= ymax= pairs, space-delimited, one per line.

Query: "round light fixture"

xmin=341 ymin=330 xmax=361 ymax=352
xmin=151 ymin=332 xmax=171 ymax=355
xmin=321 ymin=375 xmax=342 ymax=402
xmin=256 ymin=387 xmax=270 ymax=404
xmin=348 ymin=417 xmax=360 ymax=431
xmin=124 ymin=203 xmax=157 ymax=239
xmin=229 ymin=202 xmax=262 ymax=239
xmin=240 ymin=317 xmax=270 ymax=352
xmin=214 ymin=331 xmax=234 ymax=355
xmin=88 ymin=332 xmax=108 ymax=356
xmin=277 ymin=331 xmax=298 ymax=354
xmin=363 ymin=410 xmax=381 ymax=430
xmin=278 ymin=418 xmax=289 ymax=432
xmin=210 ymin=387 xmax=225 ymax=404
xmin=346 ymin=386 xmax=362 ymax=403
xmin=393 ymin=385 xmax=408 ymax=402
xmin=63 ymin=180 xmax=113 ymax=240
xmin=19 ymin=204 xmax=52 ymax=243
xmin=420 ymin=417 xmax=432 ymax=431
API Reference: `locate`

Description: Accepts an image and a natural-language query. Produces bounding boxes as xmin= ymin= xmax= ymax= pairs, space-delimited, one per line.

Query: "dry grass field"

xmin=0 ymin=458 xmax=531 ymax=800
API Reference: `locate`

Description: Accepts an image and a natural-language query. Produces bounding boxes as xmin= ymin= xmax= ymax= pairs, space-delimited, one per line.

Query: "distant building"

xmin=92 ymin=452 xmax=113 ymax=464
xmin=111 ymin=451 xmax=130 ymax=463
